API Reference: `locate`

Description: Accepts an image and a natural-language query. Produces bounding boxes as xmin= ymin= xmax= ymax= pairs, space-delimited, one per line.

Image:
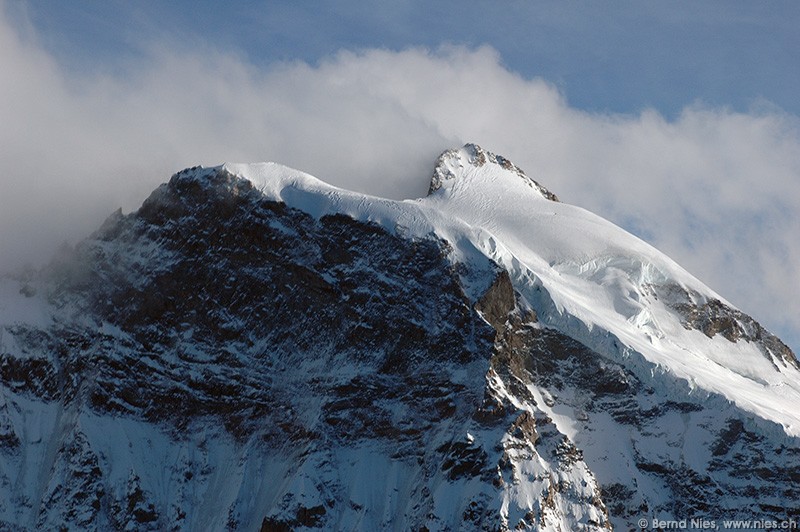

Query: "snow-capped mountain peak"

xmin=429 ymin=143 xmax=559 ymax=202
xmin=421 ymin=145 xmax=799 ymax=437
xmin=0 ymin=145 xmax=798 ymax=530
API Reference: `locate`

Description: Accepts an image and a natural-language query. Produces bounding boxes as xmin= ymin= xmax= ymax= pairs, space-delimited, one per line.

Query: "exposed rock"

xmin=655 ymin=282 xmax=798 ymax=369
xmin=0 ymin=160 xmax=796 ymax=531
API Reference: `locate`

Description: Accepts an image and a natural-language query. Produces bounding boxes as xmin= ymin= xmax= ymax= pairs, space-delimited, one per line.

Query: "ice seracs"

xmin=418 ymin=144 xmax=800 ymax=437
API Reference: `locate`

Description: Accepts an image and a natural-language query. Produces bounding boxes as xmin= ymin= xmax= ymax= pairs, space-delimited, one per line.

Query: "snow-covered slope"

xmin=227 ymin=144 xmax=800 ymax=435
xmin=0 ymin=145 xmax=798 ymax=530
xmin=423 ymin=145 xmax=800 ymax=429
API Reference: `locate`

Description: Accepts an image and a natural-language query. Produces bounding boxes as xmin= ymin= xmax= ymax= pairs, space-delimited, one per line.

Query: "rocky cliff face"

xmin=0 ymin=167 xmax=607 ymax=530
xmin=0 ymin=148 xmax=798 ymax=530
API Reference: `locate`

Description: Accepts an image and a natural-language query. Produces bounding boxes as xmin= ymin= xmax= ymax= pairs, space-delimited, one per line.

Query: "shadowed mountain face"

xmin=0 ymin=168 xmax=608 ymax=530
xmin=0 ymin=150 xmax=798 ymax=530
xmin=52 ymin=170 xmax=493 ymax=442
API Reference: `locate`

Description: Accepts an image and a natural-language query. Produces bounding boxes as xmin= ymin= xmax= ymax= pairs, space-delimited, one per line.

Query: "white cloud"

xmin=1 ymin=9 xmax=799 ymax=352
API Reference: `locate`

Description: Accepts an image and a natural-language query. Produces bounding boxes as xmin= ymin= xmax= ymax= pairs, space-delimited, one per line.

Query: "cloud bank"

xmin=1 ymin=8 xmax=799 ymax=351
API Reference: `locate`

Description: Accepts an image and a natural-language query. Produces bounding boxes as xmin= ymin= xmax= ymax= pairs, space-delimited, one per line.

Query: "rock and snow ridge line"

xmin=428 ymin=143 xmax=559 ymax=201
xmin=1 ymin=143 xmax=799 ymax=529
xmin=2 ymin=159 xmax=614 ymax=530
xmin=213 ymin=143 xmax=800 ymax=437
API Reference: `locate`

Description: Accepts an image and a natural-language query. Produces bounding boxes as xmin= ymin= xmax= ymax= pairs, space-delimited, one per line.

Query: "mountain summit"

xmin=0 ymin=145 xmax=797 ymax=530
xmin=428 ymin=143 xmax=559 ymax=202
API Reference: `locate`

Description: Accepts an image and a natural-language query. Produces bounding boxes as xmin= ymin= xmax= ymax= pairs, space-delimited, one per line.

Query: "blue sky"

xmin=15 ymin=1 xmax=800 ymax=117
xmin=1 ymin=1 xmax=800 ymax=353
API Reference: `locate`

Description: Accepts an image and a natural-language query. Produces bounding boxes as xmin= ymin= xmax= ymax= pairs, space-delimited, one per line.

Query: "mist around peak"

xmin=1 ymin=6 xmax=798 ymax=353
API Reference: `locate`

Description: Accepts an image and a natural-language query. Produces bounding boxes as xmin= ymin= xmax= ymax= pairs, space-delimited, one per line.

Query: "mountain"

xmin=0 ymin=144 xmax=798 ymax=531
